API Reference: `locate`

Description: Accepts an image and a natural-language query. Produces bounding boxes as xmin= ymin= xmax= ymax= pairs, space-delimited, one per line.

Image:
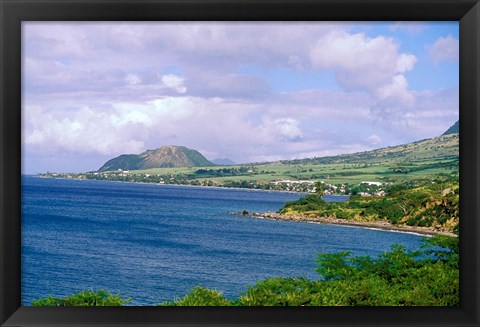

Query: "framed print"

xmin=1 ymin=0 xmax=479 ymax=326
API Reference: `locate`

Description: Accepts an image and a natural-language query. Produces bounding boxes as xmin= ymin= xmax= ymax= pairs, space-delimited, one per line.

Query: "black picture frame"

xmin=1 ymin=0 xmax=479 ymax=326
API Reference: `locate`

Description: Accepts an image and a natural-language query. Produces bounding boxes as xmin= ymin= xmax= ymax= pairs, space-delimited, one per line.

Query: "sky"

xmin=22 ymin=22 xmax=459 ymax=174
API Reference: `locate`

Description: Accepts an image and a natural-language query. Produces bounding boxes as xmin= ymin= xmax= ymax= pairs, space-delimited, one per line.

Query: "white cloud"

xmin=375 ymin=75 xmax=415 ymax=107
xmin=259 ymin=118 xmax=304 ymax=142
xmin=23 ymin=97 xmax=198 ymax=156
xmin=23 ymin=97 xmax=258 ymax=160
xmin=427 ymin=35 xmax=459 ymax=63
xmin=125 ymin=73 xmax=142 ymax=85
xmin=370 ymin=87 xmax=458 ymax=139
xmin=160 ymin=74 xmax=187 ymax=94
xmin=309 ymin=31 xmax=416 ymax=91
xmin=23 ymin=106 xmax=147 ymax=156
xmin=308 ymin=30 xmax=418 ymax=129
xmin=395 ymin=54 xmax=417 ymax=73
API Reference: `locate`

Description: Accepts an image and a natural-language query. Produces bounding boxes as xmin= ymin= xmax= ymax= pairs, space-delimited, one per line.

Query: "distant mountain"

xmin=211 ymin=158 xmax=236 ymax=165
xmin=442 ymin=120 xmax=459 ymax=135
xmin=98 ymin=146 xmax=214 ymax=171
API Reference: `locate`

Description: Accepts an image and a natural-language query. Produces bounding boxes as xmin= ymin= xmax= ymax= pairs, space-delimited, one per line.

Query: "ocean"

xmin=22 ymin=175 xmax=426 ymax=305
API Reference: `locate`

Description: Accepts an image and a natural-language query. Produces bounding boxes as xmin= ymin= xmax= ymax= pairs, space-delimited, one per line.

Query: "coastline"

xmin=238 ymin=211 xmax=457 ymax=238
xmin=33 ymin=175 xmax=308 ymax=195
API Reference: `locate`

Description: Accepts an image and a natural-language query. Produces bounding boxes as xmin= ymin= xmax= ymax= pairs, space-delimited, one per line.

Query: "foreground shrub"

xmin=159 ymin=287 xmax=230 ymax=306
xmin=237 ymin=236 xmax=459 ymax=306
xmin=238 ymin=277 xmax=321 ymax=306
xmin=32 ymin=290 xmax=130 ymax=306
xmin=309 ymin=236 xmax=459 ymax=306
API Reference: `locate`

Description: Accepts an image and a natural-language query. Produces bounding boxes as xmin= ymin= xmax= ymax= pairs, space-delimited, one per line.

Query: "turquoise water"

xmin=22 ymin=176 xmax=426 ymax=305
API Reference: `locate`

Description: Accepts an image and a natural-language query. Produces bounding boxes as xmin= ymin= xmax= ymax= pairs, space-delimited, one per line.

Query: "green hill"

xmin=281 ymin=133 xmax=459 ymax=166
xmin=98 ymin=146 xmax=214 ymax=171
xmin=442 ymin=120 xmax=459 ymax=135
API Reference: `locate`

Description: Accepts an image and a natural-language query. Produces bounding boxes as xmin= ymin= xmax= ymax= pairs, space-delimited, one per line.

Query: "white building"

xmin=361 ymin=181 xmax=382 ymax=186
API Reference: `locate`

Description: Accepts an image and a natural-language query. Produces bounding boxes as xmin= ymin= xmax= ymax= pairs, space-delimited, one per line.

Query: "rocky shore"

xmin=235 ymin=211 xmax=457 ymax=237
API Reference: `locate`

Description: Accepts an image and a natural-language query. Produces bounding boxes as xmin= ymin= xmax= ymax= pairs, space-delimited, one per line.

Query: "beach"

xmin=238 ymin=211 xmax=457 ymax=237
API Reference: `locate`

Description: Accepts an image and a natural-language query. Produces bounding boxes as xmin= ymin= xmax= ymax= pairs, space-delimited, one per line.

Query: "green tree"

xmin=159 ymin=287 xmax=230 ymax=306
xmin=314 ymin=181 xmax=324 ymax=196
xmin=32 ymin=290 xmax=130 ymax=306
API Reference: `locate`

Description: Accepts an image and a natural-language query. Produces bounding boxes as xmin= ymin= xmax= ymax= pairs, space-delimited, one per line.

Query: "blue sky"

xmin=22 ymin=22 xmax=459 ymax=173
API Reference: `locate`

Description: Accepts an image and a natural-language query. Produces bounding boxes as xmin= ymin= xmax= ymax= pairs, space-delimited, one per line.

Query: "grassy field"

xmin=127 ymin=134 xmax=459 ymax=186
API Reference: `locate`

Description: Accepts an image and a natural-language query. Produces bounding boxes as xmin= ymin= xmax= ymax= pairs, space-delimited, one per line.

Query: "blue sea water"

xmin=22 ymin=176 xmax=426 ymax=305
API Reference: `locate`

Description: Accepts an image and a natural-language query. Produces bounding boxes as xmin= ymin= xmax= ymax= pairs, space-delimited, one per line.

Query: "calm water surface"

xmin=22 ymin=176 xmax=426 ymax=305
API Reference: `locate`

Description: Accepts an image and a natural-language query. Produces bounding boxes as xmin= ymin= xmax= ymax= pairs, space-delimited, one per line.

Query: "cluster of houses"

xmin=317 ymin=180 xmax=386 ymax=197
xmin=41 ymin=169 xmax=386 ymax=197
xmin=271 ymin=180 xmax=317 ymax=193
xmin=269 ymin=180 xmax=385 ymax=196
xmin=357 ymin=181 xmax=386 ymax=197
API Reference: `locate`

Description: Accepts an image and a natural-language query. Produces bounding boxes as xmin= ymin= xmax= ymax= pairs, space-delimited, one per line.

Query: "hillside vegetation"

xmin=280 ymin=177 xmax=459 ymax=234
xmin=281 ymin=133 xmax=458 ymax=166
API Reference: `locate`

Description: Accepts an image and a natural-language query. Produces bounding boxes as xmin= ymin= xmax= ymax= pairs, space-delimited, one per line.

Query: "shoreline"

xmin=33 ymin=175 xmax=309 ymax=195
xmin=237 ymin=211 xmax=457 ymax=238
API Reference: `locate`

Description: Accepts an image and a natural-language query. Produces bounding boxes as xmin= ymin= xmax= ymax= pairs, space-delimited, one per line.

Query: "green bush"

xmin=32 ymin=290 xmax=130 ymax=306
xmin=159 ymin=287 xmax=230 ymax=306
xmin=308 ymin=238 xmax=458 ymax=306
xmin=238 ymin=277 xmax=321 ymax=306
xmin=334 ymin=210 xmax=351 ymax=219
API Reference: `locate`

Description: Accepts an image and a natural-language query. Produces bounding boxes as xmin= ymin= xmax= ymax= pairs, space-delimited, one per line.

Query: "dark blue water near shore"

xmin=22 ymin=176 xmax=425 ymax=305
